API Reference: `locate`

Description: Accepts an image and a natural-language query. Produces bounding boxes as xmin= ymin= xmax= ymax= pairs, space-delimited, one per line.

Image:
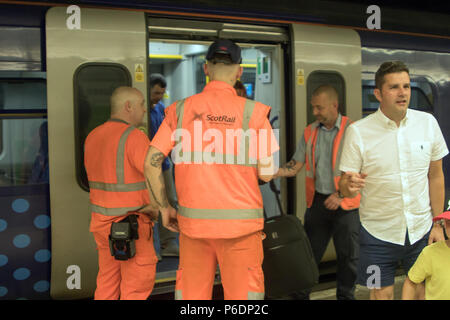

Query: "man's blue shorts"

xmin=356 ymin=224 xmax=430 ymax=288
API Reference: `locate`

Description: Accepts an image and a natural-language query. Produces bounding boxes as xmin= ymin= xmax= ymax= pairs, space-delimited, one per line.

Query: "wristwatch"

xmin=434 ymin=219 xmax=445 ymax=228
xmin=337 ymin=190 xmax=345 ymax=199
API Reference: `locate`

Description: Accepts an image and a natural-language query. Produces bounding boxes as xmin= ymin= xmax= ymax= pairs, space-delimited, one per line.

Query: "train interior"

xmin=148 ymin=39 xmax=285 ymax=219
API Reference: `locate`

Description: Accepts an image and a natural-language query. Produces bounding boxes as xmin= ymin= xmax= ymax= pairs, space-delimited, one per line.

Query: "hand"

xmin=428 ymin=223 xmax=446 ymax=245
xmin=161 ymin=205 xmax=179 ymax=233
xmin=324 ymin=193 xmax=342 ymax=211
xmin=138 ymin=205 xmax=159 ymax=221
xmin=344 ymin=171 xmax=368 ymax=195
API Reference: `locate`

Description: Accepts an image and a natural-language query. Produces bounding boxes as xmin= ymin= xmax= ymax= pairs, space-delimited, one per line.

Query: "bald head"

xmin=110 ymin=86 xmax=146 ymax=126
xmin=111 ymin=87 xmax=141 ymax=114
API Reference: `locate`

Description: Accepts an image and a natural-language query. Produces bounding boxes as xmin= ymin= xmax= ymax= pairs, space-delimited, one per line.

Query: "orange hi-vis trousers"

xmin=175 ymin=231 xmax=265 ymax=300
xmin=92 ymin=214 xmax=158 ymax=300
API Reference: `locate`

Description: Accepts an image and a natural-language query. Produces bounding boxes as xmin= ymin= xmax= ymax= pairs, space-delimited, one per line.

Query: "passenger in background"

xmin=149 ymin=74 xmax=168 ymax=140
xmin=85 ymin=87 xmax=170 ymax=300
xmin=402 ymin=211 xmax=450 ymax=300
xmin=149 ymin=74 xmax=180 ymax=258
xmin=145 ymin=39 xmax=278 ymax=300
xmin=234 ymin=80 xmax=247 ymax=98
xmin=339 ymin=61 xmax=448 ymax=300
xmin=148 ymin=74 xmax=179 ymax=260
xmin=276 ymin=85 xmax=360 ymax=300
xmin=29 ymin=121 xmax=49 ymax=184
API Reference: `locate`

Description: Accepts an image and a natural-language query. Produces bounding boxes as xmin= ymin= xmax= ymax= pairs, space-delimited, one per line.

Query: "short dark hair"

xmin=149 ymin=73 xmax=167 ymax=89
xmin=375 ymin=61 xmax=409 ymax=90
xmin=312 ymin=84 xmax=338 ymax=101
xmin=234 ymin=80 xmax=247 ymax=97
xmin=208 ymin=53 xmax=234 ymax=65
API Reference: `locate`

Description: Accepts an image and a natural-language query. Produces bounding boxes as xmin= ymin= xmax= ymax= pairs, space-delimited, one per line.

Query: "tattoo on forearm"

xmin=150 ymin=152 xmax=165 ymax=168
xmin=285 ymin=159 xmax=297 ymax=171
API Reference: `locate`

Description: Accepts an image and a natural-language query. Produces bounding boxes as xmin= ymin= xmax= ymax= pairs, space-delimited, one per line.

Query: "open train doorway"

xmin=147 ymin=19 xmax=290 ymax=292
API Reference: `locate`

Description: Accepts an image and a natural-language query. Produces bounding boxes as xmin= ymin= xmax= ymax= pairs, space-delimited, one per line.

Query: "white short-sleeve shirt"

xmin=339 ymin=108 xmax=448 ymax=245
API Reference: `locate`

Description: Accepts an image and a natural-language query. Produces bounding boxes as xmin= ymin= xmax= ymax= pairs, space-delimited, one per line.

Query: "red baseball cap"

xmin=433 ymin=211 xmax=450 ymax=222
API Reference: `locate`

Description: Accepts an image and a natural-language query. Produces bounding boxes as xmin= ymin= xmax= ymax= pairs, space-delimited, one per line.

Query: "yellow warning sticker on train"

xmin=297 ymin=68 xmax=305 ymax=86
xmin=135 ymin=64 xmax=144 ymax=82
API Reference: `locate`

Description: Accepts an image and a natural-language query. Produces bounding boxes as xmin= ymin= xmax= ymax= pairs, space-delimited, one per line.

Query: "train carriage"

xmin=0 ymin=0 xmax=449 ymax=299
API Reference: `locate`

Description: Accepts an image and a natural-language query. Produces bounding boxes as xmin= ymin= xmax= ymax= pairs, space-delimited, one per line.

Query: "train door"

xmin=290 ymin=24 xmax=362 ymax=263
xmin=147 ymin=19 xmax=289 ymax=291
xmin=46 ymin=7 xmax=148 ymax=299
xmin=147 ymin=19 xmax=289 ymax=216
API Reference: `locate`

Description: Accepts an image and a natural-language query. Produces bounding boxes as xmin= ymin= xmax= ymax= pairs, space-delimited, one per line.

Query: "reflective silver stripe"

xmin=179 ymin=206 xmax=263 ymax=220
xmin=248 ymin=291 xmax=265 ymax=300
xmin=242 ymin=99 xmax=255 ymax=131
xmin=88 ymin=125 xmax=147 ymax=194
xmin=333 ymin=119 xmax=351 ymax=178
xmin=174 ymin=98 xmax=258 ymax=167
xmin=116 ymin=126 xmax=136 ymax=184
xmin=90 ymin=204 xmax=144 ymax=216
xmin=241 ymin=99 xmax=256 ymax=167
xmin=305 ymin=122 xmax=319 ymax=179
xmin=176 ymin=98 xmax=186 ymax=130
xmin=88 ymin=125 xmax=148 ymax=216
xmin=305 ymin=170 xmax=314 ymax=179
xmin=175 ymin=290 xmax=183 ymax=300
xmin=88 ymin=181 xmax=146 ymax=192
xmin=174 ymin=99 xmax=187 ymax=160
xmin=172 ymin=151 xmax=257 ymax=168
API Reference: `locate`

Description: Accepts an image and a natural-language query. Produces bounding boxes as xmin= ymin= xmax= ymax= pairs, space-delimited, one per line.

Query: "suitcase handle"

xmin=269 ymin=179 xmax=285 ymax=216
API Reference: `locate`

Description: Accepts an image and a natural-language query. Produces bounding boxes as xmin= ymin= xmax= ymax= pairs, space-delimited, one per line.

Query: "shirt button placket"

xmin=398 ymin=126 xmax=410 ymax=233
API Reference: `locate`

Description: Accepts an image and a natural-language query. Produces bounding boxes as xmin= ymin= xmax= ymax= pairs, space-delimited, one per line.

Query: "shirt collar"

xmin=203 ymin=80 xmax=238 ymax=96
xmin=375 ymin=107 xmax=410 ymax=127
xmin=109 ymin=118 xmax=129 ymax=125
xmin=319 ymin=113 xmax=342 ymax=130
xmin=150 ymin=101 xmax=164 ymax=113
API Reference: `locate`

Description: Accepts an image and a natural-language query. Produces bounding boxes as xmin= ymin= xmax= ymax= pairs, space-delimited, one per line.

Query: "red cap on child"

xmin=433 ymin=211 xmax=450 ymax=222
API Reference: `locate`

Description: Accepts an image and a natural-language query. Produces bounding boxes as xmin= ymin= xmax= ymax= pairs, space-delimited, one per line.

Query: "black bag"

xmin=262 ymin=181 xmax=319 ymax=298
xmin=109 ymin=214 xmax=139 ymax=261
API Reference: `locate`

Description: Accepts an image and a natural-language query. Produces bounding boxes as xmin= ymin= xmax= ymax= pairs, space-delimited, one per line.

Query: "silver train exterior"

xmin=0 ymin=4 xmax=449 ymax=300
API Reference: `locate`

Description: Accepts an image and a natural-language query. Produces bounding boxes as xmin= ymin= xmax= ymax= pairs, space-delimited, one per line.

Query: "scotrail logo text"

xmin=206 ymin=114 xmax=236 ymax=124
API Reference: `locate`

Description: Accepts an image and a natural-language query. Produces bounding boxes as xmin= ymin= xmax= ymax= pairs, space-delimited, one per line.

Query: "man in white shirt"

xmin=339 ymin=61 xmax=448 ymax=300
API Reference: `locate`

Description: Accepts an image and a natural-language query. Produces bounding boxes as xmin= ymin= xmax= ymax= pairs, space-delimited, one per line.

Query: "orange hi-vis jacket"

xmin=304 ymin=115 xmax=360 ymax=210
xmin=84 ymin=119 xmax=150 ymax=217
xmin=151 ymin=81 xmax=279 ymax=239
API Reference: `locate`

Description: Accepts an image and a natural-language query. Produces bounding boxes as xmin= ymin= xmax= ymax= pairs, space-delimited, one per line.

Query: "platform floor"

xmin=310 ymin=275 xmax=407 ymax=300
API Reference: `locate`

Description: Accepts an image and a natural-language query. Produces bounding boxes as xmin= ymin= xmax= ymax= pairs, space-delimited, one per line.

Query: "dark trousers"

xmin=295 ymin=192 xmax=360 ymax=300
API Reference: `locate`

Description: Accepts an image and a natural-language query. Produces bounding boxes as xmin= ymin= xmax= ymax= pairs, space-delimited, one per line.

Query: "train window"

xmin=0 ymin=78 xmax=46 ymax=153
xmin=306 ymin=71 xmax=346 ymax=124
xmin=0 ymin=80 xmax=46 ymax=110
xmin=0 ymin=119 xmax=48 ymax=186
xmin=0 ymin=77 xmax=47 ymax=186
xmin=410 ymin=80 xmax=434 ymax=112
xmin=362 ymin=78 xmax=434 ymax=117
xmin=73 ymin=63 xmax=132 ymax=191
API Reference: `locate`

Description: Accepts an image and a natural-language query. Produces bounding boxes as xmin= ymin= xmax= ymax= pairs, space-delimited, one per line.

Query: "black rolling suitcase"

xmin=262 ymin=181 xmax=319 ymax=298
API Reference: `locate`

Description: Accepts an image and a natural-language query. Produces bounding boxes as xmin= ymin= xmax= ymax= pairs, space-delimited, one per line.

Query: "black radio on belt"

xmin=109 ymin=214 xmax=139 ymax=260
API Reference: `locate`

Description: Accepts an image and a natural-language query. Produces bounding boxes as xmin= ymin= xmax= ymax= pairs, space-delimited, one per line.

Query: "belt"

xmin=314 ymin=192 xmax=332 ymax=199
